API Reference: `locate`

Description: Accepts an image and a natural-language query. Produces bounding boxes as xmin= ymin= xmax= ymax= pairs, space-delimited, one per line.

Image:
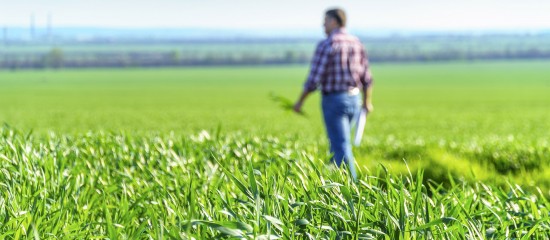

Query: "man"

xmin=293 ymin=8 xmax=374 ymax=180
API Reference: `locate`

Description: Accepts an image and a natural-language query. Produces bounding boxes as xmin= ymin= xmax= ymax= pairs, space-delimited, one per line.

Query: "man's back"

xmin=304 ymin=29 xmax=372 ymax=94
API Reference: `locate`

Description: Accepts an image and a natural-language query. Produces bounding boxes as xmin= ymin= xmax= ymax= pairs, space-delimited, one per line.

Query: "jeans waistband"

xmin=322 ymin=88 xmax=360 ymax=96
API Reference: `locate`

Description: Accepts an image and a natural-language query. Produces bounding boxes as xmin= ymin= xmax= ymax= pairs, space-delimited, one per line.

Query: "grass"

xmin=1 ymin=62 xmax=549 ymax=180
xmin=0 ymin=128 xmax=549 ymax=238
xmin=1 ymin=61 xmax=549 ymax=138
xmin=1 ymin=61 xmax=550 ymax=238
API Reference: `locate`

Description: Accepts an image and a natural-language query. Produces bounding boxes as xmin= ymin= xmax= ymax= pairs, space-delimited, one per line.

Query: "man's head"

xmin=324 ymin=8 xmax=346 ymax=36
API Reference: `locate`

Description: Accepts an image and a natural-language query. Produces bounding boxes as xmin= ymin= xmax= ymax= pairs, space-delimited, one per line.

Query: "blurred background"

xmin=2 ymin=0 xmax=550 ymax=69
xmin=2 ymin=0 xmax=550 ymax=199
xmin=1 ymin=0 xmax=549 ymax=139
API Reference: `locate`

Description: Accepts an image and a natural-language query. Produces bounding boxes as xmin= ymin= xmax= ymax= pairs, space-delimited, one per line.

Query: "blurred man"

xmin=293 ymin=8 xmax=374 ymax=180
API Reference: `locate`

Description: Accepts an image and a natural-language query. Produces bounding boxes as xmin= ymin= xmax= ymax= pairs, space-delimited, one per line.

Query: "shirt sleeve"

xmin=360 ymin=46 xmax=374 ymax=90
xmin=303 ymin=41 xmax=331 ymax=92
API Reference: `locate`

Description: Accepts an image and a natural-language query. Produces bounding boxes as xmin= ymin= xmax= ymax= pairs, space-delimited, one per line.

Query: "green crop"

xmin=1 ymin=61 xmax=550 ymax=238
xmin=0 ymin=128 xmax=549 ymax=238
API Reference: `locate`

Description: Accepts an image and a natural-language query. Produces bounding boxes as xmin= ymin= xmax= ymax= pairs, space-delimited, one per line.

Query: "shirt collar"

xmin=329 ymin=27 xmax=346 ymax=37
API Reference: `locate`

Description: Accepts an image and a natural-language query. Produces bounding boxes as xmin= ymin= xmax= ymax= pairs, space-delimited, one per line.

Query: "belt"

xmin=323 ymin=88 xmax=360 ymax=96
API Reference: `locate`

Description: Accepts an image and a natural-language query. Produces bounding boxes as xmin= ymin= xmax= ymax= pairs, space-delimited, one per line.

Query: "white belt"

xmin=348 ymin=88 xmax=360 ymax=95
xmin=323 ymin=87 xmax=360 ymax=96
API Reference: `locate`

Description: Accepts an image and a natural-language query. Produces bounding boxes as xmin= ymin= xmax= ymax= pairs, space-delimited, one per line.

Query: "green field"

xmin=2 ymin=61 xmax=549 ymax=137
xmin=1 ymin=61 xmax=550 ymax=238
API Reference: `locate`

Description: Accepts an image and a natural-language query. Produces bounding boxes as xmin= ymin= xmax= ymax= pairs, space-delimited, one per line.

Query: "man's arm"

xmin=362 ymin=85 xmax=374 ymax=113
xmin=293 ymin=89 xmax=313 ymax=113
xmin=360 ymin=47 xmax=374 ymax=112
xmin=294 ymin=41 xmax=330 ymax=113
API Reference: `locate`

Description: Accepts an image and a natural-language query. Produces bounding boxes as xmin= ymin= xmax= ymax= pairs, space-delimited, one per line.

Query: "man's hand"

xmin=293 ymin=101 xmax=303 ymax=113
xmin=363 ymin=103 xmax=374 ymax=113
xmin=294 ymin=89 xmax=312 ymax=115
xmin=362 ymin=86 xmax=374 ymax=113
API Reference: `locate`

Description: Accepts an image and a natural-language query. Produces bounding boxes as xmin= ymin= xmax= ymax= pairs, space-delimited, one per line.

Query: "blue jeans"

xmin=322 ymin=92 xmax=360 ymax=180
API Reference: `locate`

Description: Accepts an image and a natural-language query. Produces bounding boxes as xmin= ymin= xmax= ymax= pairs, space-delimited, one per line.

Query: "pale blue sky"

xmin=1 ymin=0 xmax=550 ymax=30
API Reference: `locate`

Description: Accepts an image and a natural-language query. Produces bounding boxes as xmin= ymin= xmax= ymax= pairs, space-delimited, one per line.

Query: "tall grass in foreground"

xmin=0 ymin=127 xmax=549 ymax=239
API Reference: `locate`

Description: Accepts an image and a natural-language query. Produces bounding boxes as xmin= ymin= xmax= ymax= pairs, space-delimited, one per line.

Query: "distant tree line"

xmin=0 ymin=49 xmax=314 ymax=69
xmin=2 ymin=41 xmax=550 ymax=70
xmin=369 ymin=48 xmax=550 ymax=62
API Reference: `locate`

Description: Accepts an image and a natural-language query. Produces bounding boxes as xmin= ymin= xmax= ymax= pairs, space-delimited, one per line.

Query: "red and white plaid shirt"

xmin=304 ymin=28 xmax=373 ymax=94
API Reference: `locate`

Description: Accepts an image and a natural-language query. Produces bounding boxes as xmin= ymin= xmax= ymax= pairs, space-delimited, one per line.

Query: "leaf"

xmin=294 ymin=219 xmax=310 ymax=226
xmin=215 ymin=157 xmax=253 ymax=201
xmin=411 ymin=217 xmax=457 ymax=231
xmin=256 ymin=234 xmax=281 ymax=240
xmin=339 ymin=231 xmax=352 ymax=235
xmin=248 ymin=160 xmax=259 ymax=199
xmin=217 ymin=221 xmax=253 ymax=233
xmin=361 ymin=228 xmax=386 ymax=236
xmin=213 ymin=226 xmax=243 ymax=237
xmin=521 ymin=217 xmax=550 ymax=240
xmin=263 ymin=215 xmax=283 ymax=226
xmin=357 ymin=233 xmax=375 ymax=239
xmin=341 ymin=186 xmax=355 ymax=217
xmin=319 ymin=225 xmax=334 ymax=231
xmin=188 ymin=220 xmax=246 ymax=237
xmin=263 ymin=215 xmax=284 ymax=232
xmin=290 ymin=202 xmax=306 ymax=208
xmin=320 ymin=182 xmax=344 ymax=188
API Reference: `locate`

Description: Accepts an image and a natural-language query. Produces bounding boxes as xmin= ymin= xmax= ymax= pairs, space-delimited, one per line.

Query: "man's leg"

xmin=322 ymin=94 xmax=357 ymax=179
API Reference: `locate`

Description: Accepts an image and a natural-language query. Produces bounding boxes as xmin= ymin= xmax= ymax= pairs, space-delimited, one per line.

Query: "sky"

xmin=1 ymin=0 xmax=550 ymax=31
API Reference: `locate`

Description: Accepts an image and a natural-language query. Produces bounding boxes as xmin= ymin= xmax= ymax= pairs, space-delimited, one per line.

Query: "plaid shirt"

xmin=304 ymin=28 xmax=373 ymax=94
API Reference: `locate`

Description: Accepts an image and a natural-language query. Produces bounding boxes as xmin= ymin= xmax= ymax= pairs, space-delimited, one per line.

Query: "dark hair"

xmin=325 ymin=8 xmax=346 ymax=27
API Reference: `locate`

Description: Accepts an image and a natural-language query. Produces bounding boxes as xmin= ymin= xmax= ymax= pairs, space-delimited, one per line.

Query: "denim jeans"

xmin=322 ymin=92 xmax=360 ymax=180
